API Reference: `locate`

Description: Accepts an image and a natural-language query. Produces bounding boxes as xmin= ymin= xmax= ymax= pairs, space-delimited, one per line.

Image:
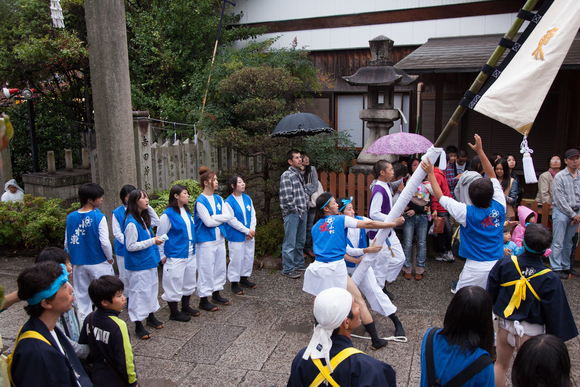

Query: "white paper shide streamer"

xmin=50 ymin=0 xmax=65 ymax=29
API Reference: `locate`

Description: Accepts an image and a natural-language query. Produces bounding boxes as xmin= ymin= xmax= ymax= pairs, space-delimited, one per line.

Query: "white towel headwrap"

xmin=302 ymin=287 xmax=353 ymax=372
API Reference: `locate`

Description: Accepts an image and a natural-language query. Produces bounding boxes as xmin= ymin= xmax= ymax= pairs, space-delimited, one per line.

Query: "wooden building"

xmin=233 ymin=0 xmax=580 ymax=197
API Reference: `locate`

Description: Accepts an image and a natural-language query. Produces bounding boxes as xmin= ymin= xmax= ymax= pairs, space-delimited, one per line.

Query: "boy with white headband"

xmin=9 ymin=261 xmax=92 ymax=386
xmin=287 ymin=287 xmax=396 ymax=386
xmin=303 ymin=192 xmax=404 ymax=350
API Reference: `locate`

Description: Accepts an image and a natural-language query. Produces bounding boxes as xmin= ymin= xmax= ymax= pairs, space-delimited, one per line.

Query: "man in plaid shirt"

xmin=280 ymin=149 xmax=309 ymax=278
xmin=445 ymin=149 xmax=468 ymax=199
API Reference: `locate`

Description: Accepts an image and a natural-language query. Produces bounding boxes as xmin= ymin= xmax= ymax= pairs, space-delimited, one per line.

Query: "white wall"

xmin=233 ymin=0 xmax=494 ymax=24
xmin=234 ymin=13 xmax=526 ymax=51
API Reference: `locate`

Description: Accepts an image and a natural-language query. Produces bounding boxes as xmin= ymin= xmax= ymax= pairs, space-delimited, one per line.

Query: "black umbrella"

xmin=271 ymin=113 xmax=333 ymax=138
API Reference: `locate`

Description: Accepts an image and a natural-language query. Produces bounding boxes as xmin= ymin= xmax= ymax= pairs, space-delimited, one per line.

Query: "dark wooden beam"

xmin=240 ymin=1 xmax=523 ymax=34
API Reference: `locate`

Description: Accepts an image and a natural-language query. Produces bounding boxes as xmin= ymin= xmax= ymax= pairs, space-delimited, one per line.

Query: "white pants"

xmin=372 ymin=233 xmax=405 ymax=287
xmin=72 ymin=261 xmax=114 ymax=316
xmin=127 ymin=268 xmax=160 ymax=322
xmin=227 ymin=239 xmax=255 ymax=282
xmin=196 ymin=241 xmax=226 ymax=298
xmin=456 ymin=259 xmax=498 ymax=292
xmin=349 ymin=266 xmax=397 ymax=317
xmin=161 ymin=253 xmax=197 ymax=302
xmin=116 ymin=255 xmax=129 ymax=297
xmin=303 ymin=260 xmax=348 ymax=296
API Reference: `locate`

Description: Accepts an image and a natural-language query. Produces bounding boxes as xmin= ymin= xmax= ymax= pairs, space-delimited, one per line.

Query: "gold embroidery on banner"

xmin=532 ymin=27 xmax=559 ymax=61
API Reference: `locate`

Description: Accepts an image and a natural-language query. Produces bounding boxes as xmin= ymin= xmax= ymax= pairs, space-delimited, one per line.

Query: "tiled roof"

xmin=395 ymin=33 xmax=580 ymax=73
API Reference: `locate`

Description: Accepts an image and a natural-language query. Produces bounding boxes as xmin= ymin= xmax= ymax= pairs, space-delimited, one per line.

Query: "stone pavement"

xmin=1 ymin=255 xmax=580 ymax=387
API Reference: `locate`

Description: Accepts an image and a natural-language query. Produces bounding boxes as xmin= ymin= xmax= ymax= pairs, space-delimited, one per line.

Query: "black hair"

xmin=467 ymin=155 xmax=482 ymax=173
xmin=332 ymin=309 xmax=356 ymax=336
xmin=504 ymin=153 xmax=517 ymax=169
xmin=446 ymin=145 xmax=458 ymax=155
xmin=119 ymin=185 xmax=136 ymax=205
xmin=168 ymin=184 xmax=191 ymax=214
xmin=468 ymin=178 xmax=494 ymax=208
xmin=512 ymin=334 xmax=571 ymax=387
xmin=457 ymin=149 xmax=467 ymax=158
xmin=36 ymin=247 xmax=70 ymax=265
xmin=287 ymin=149 xmax=300 ymax=161
xmin=228 ymin=175 xmax=243 ymax=196
xmin=88 ymin=275 xmax=124 ymax=308
xmin=316 ymin=192 xmax=333 ymax=217
xmin=548 ymin=154 xmax=561 ymax=168
xmin=525 ymin=212 xmax=535 ymax=224
xmin=393 ymin=163 xmax=407 ymax=180
xmin=495 ymin=158 xmax=511 ymax=192
xmin=78 ymin=182 xmax=104 ymax=207
xmin=523 ymin=223 xmax=552 ymax=256
xmin=17 ymin=261 xmax=63 ymax=317
xmin=336 ymin=197 xmax=350 ymax=213
xmin=439 ymin=286 xmax=494 ymax=356
xmin=372 ymin=160 xmax=391 ymax=179
xmin=123 ymin=189 xmax=151 ymax=229
xmin=300 ymin=151 xmax=313 ymax=177
xmin=407 ymin=157 xmax=421 ymax=174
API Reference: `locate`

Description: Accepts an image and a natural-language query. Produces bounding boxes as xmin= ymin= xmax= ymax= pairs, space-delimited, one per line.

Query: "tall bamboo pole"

xmin=433 ymin=0 xmax=540 ymax=147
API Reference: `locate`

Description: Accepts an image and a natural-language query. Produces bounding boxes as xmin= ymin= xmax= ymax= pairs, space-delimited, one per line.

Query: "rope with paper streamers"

xmin=520 ymin=135 xmax=537 ymax=184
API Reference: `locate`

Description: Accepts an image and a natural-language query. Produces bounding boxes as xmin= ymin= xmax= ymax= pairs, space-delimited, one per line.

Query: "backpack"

xmin=6 ymin=328 xmax=52 ymax=386
xmin=426 ymin=328 xmax=493 ymax=387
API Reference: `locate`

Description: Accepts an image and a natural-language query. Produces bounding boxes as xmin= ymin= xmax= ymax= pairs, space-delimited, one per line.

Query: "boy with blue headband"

xmin=487 ymin=223 xmax=578 ymax=387
xmin=10 ymin=261 xmax=92 ymax=386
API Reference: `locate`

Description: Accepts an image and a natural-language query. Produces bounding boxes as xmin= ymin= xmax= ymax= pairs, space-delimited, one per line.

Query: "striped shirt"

xmin=553 ymin=168 xmax=580 ymax=218
xmin=279 ymin=167 xmax=308 ymax=218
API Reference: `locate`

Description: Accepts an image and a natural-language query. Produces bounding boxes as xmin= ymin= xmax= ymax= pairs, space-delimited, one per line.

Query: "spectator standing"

xmin=301 ymin=151 xmax=318 ymax=259
xmin=446 ymin=145 xmax=458 ymax=168
xmin=280 ymin=149 xmax=308 ymax=279
xmin=431 ymin=159 xmax=454 ymax=262
xmin=535 ymin=155 xmax=561 ymax=207
xmin=401 ymin=157 xmax=432 ymax=280
xmin=495 ymin=158 xmax=517 ymax=220
xmin=445 ymin=149 xmax=468 ymax=199
xmin=549 ymin=149 xmax=580 ymax=279
xmin=505 ymin=154 xmax=523 ymax=206
xmin=1 ymin=179 xmax=24 ymax=202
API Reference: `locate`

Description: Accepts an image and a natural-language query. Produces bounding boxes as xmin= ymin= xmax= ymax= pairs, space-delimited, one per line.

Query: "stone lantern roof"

xmin=342 ymin=35 xmax=419 ymax=87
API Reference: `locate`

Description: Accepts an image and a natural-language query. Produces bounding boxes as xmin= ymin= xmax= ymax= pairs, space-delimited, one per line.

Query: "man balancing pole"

xmin=287 ymin=287 xmax=397 ymax=387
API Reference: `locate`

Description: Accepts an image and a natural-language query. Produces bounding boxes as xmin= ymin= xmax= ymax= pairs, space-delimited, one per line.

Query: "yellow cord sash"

xmin=309 ymin=347 xmax=363 ymax=387
xmin=500 ymin=255 xmax=551 ymax=318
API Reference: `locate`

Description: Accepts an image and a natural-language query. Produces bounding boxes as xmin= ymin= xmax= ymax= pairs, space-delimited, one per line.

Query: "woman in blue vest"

xmin=224 ymin=175 xmax=257 ymax=295
xmin=123 ymin=189 xmax=164 ymax=339
xmin=194 ymin=166 xmax=232 ymax=312
xmin=112 ymin=185 xmax=160 ymax=298
xmin=338 ymin=197 xmax=405 ymax=338
xmin=112 ymin=185 xmax=136 ymax=296
xmin=158 ymin=184 xmax=199 ymax=322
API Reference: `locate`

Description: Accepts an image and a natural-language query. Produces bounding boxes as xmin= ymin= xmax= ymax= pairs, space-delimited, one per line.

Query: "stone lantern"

xmin=343 ymin=36 xmax=419 ymax=172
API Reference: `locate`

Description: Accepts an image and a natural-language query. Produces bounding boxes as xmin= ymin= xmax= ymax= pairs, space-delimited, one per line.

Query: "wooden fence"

xmin=318 ymin=171 xmax=375 ymax=216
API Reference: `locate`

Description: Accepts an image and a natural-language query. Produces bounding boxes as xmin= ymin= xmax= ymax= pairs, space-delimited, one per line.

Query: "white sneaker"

xmin=445 ymin=251 xmax=456 ymax=262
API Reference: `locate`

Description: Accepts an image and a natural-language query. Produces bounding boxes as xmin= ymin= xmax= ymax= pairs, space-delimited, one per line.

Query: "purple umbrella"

xmin=366 ymin=132 xmax=433 ymax=155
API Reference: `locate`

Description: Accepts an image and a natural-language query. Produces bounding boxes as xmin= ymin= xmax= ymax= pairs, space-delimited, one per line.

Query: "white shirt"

xmin=112 ymin=205 xmax=159 ymax=248
xmin=224 ymin=195 xmax=257 ymax=236
xmin=195 ymin=194 xmax=232 ymax=243
xmin=64 ymin=210 xmax=113 ymax=261
xmin=1 ymin=190 xmax=23 ymax=202
xmin=369 ymin=180 xmax=393 ymax=222
xmin=439 ymin=178 xmax=506 ymax=227
xmin=157 ymin=207 xmax=194 ymax=258
xmin=345 ymin=216 xmax=371 ymax=257
xmin=124 ymin=220 xmax=155 ymax=252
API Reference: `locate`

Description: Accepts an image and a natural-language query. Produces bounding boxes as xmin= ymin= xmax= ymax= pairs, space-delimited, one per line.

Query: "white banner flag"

xmin=473 ymin=0 xmax=580 ymax=135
